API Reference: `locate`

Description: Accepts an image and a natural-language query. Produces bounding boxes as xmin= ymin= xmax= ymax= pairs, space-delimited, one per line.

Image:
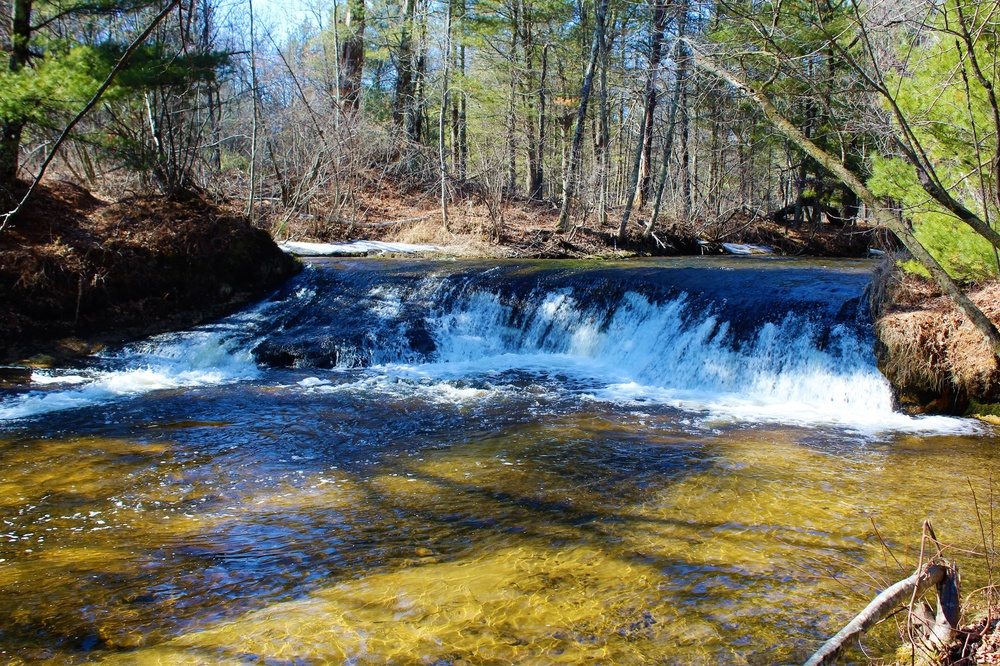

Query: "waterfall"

xmin=0 ymin=258 xmax=973 ymax=432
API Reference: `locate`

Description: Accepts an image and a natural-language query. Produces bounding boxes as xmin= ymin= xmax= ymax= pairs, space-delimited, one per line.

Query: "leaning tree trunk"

xmin=803 ymin=561 xmax=959 ymax=666
xmin=619 ymin=0 xmax=668 ymax=240
xmin=692 ymin=46 xmax=1000 ymax=359
xmin=638 ymin=0 xmax=669 ymax=205
xmin=644 ymin=69 xmax=682 ymax=239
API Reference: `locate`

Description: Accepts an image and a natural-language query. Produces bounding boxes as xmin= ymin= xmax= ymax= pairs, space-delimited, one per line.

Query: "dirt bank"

xmin=873 ymin=263 xmax=1000 ymax=415
xmin=0 ymin=182 xmax=300 ymax=364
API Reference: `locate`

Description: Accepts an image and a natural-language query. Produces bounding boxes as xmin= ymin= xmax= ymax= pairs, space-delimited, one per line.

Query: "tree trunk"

xmin=618 ymin=0 xmax=668 ymax=239
xmin=637 ymin=0 xmax=668 ymax=206
xmin=531 ymin=43 xmax=548 ymax=199
xmin=506 ymin=10 xmax=519 ymax=193
xmin=439 ymin=5 xmax=451 ymax=230
xmin=618 ymin=113 xmax=647 ymax=239
xmin=556 ymin=0 xmax=608 ymax=232
xmin=523 ymin=23 xmax=541 ymax=199
xmin=803 ymin=562 xmax=959 ymax=666
xmin=393 ymin=0 xmax=421 ymax=141
xmin=676 ymin=14 xmax=692 ymax=223
xmin=340 ymin=0 xmax=365 ymax=114
xmin=0 ymin=0 xmax=33 ymax=190
xmin=645 ymin=57 xmax=683 ymax=238
xmin=450 ymin=0 xmax=465 ymax=180
xmin=596 ymin=10 xmax=611 ymax=227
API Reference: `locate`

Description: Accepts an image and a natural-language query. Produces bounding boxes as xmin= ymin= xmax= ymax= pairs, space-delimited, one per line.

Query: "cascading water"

xmin=0 ymin=257 xmax=965 ymax=431
xmin=0 ymin=257 xmax=995 ymax=666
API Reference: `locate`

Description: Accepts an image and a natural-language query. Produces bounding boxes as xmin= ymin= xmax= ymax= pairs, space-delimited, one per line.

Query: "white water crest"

xmin=0 ymin=330 xmax=260 ymax=422
xmin=374 ymin=287 xmax=975 ymax=434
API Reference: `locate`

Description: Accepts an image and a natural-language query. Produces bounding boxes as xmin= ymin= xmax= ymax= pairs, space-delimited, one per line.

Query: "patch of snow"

xmin=721 ymin=243 xmax=773 ymax=255
xmin=278 ymin=241 xmax=441 ymax=256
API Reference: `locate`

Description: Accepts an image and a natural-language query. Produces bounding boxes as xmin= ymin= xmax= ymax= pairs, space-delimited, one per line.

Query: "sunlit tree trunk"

xmin=340 ymin=0 xmax=365 ymax=113
xmin=556 ymin=0 xmax=607 ymax=232
xmin=637 ymin=0 xmax=669 ymax=205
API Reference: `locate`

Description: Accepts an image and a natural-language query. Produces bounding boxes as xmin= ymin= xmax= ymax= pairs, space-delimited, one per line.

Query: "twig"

xmin=0 ymin=0 xmax=181 ymax=232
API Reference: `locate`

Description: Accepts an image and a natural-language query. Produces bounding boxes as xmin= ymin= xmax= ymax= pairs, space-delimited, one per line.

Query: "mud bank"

xmin=873 ymin=268 xmax=1000 ymax=415
xmin=0 ymin=182 xmax=300 ymax=364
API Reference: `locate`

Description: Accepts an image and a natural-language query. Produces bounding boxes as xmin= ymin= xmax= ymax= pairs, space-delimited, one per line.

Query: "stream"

xmin=0 ymin=257 xmax=995 ymax=665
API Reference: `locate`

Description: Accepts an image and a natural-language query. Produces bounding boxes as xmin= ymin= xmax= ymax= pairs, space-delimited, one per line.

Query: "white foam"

xmin=355 ymin=287 xmax=969 ymax=434
xmin=0 ymin=332 xmax=259 ymax=422
xmin=301 ymin=373 xmax=503 ymax=406
xmin=29 ymin=371 xmax=88 ymax=385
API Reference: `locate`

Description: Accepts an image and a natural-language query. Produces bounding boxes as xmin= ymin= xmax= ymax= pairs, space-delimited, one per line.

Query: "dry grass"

xmin=874 ymin=266 xmax=1000 ymax=410
xmin=0 ymin=180 xmax=297 ymax=363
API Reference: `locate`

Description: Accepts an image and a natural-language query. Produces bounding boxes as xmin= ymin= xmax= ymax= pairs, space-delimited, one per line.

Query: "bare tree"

xmin=556 ymin=0 xmax=608 ymax=233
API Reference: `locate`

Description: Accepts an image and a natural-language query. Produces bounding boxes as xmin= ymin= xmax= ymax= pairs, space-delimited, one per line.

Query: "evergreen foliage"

xmin=868 ymin=0 xmax=1000 ymax=281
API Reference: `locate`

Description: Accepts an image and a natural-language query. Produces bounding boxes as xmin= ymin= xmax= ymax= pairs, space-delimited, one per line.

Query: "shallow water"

xmin=0 ymin=258 xmax=997 ymax=665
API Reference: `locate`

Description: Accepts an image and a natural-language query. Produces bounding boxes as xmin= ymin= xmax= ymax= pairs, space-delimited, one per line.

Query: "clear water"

xmin=0 ymin=258 xmax=996 ymax=665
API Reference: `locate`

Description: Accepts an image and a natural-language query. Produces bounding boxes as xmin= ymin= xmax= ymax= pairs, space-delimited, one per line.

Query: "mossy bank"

xmin=0 ymin=182 xmax=300 ymax=364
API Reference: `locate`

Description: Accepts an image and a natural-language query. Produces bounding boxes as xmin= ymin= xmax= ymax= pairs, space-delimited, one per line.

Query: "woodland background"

xmin=1 ymin=0 xmax=998 ymax=280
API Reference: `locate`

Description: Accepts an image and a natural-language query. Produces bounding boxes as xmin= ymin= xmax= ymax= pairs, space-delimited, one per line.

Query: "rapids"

xmin=0 ymin=257 xmax=995 ymax=664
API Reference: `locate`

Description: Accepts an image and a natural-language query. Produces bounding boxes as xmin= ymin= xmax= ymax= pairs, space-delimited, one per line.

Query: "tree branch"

xmin=0 ymin=0 xmax=181 ymax=232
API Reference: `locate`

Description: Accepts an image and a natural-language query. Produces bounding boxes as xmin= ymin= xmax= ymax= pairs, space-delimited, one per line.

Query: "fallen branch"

xmin=633 ymin=218 xmax=669 ymax=249
xmin=802 ymin=561 xmax=959 ymax=666
xmin=0 ymin=0 xmax=180 ymax=231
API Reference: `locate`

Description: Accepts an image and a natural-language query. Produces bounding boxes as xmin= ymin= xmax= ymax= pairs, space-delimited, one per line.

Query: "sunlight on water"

xmin=1 ymin=411 xmax=997 ymax=665
xmin=1 ymin=259 xmax=998 ymax=664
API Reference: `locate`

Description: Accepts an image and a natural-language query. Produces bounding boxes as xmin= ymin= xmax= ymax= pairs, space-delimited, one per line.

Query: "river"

xmin=0 ymin=257 xmax=995 ymax=664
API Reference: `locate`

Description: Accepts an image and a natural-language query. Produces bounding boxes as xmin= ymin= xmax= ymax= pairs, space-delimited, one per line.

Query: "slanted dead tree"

xmin=802 ymin=560 xmax=959 ymax=666
xmin=556 ymin=0 xmax=608 ymax=233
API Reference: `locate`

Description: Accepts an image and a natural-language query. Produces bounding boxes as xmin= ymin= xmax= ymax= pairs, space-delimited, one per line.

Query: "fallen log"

xmin=802 ymin=560 xmax=959 ymax=666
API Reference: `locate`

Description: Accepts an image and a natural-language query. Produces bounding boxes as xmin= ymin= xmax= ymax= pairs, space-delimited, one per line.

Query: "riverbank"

xmin=871 ymin=260 xmax=1000 ymax=416
xmin=0 ymin=181 xmax=299 ymax=365
xmin=262 ymin=179 xmax=881 ymax=259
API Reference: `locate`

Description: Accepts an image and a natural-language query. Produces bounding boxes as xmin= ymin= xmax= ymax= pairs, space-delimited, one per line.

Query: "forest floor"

xmin=259 ymin=179 xmax=883 ymax=259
